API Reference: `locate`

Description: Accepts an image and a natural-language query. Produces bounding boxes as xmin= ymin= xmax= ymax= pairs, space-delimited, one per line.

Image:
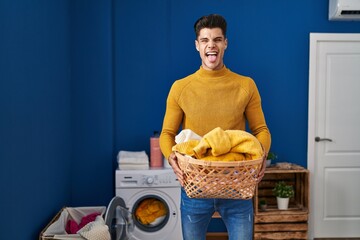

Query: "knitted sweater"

xmin=160 ymin=66 xmax=271 ymax=159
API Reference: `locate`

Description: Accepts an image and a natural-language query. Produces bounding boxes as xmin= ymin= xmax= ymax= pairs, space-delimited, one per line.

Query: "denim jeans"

xmin=180 ymin=188 xmax=253 ymax=240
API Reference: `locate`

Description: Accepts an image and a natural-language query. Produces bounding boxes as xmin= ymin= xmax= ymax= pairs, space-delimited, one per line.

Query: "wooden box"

xmin=253 ymin=164 xmax=309 ymax=240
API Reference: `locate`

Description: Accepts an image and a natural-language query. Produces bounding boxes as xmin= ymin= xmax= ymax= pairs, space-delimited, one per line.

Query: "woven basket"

xmin=175 ymin=152 xmax=264 ymax=199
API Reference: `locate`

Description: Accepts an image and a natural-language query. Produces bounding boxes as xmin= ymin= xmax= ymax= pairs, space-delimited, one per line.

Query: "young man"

xmin=160 ymin=14 xmax=271 ymax=240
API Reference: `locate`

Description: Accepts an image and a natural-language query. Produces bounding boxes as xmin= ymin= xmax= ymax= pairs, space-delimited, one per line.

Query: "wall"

xmin=70 ymin=0 xmax=114 ymax=207
xmin=0 ymin=1 xmax=72 ymax=239
xmin=114 ymin=0 xmax=171 ymax=152
xmin=0 ymin=0 xmax=114 ymax=238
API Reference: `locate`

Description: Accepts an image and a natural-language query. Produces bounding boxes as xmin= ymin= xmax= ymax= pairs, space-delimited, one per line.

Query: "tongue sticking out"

xmin=208 ymin=54 xmax=217 ymax=63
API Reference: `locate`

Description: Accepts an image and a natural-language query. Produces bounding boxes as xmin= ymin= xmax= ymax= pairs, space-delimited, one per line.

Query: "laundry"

xmin=135 ymin=198 xmax=167 ymax=225
xmin=117 ymin=150 xmax=149 ymax=170
xmin=66 ymin=212 xmax=101 ymax=234
xmin=173 ymin=127 xmax=264 ymax=161
xmin=175 ymin=129 xmax=202 ymax=144
xmin=42 ymin=206 xmax=107 ymax=239
xmin=77 ymin=215 xmax=111 ymax=240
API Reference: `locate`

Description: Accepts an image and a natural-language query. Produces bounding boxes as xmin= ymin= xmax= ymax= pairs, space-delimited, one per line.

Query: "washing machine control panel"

xmin=142 ymin=173 xmax=175 ymax=186
xmin=116 ymin=169 xmax=180 ymax=188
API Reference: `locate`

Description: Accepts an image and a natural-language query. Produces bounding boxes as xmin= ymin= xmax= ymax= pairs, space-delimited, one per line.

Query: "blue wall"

xmin=70 ymin=0 xmax=114 ymax=207
xmin=0 ymin=0 xmax=359 ymax=239
xmin=0 ymin=1 xmax=72 ymax=239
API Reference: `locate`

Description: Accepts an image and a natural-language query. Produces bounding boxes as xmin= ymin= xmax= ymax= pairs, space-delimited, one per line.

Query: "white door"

xmin=308 ymin=33 xmax=360 ymax=238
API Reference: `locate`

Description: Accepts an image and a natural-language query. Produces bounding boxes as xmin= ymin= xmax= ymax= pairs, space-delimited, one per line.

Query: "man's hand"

xmin=256 ymin=155 xmax=267 ymax=183
xmin=168 ymin=152 xmax=184 ymax=186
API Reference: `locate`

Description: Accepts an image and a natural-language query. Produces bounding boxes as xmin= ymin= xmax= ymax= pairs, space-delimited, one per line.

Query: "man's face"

xmin=195 ymin=27 xmax=228 ymax=71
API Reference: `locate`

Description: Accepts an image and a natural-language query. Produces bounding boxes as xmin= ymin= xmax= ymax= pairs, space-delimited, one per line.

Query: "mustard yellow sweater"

xmin=160 ymin=66 xmax=271 ymax=159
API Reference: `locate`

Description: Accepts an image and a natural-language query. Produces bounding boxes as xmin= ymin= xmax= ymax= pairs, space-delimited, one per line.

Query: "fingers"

xmin=257 ymin=172 xmax=264 ymax=183
xmin=260 ymin=163 xmax=266 ymax=176
xmin=176 ymin=174 xmax=184 ymax=187
xmin=257 ymin=156 xmax=267 ymax=183
xmin=168 ymin=152 xmax=184 ymax=187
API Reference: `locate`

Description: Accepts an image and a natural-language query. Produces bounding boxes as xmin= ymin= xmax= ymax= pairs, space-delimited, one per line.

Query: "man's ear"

xmin=224 ymin=38 xmax=228 ymax=50
xmin=195 ymin=40 xmax=199 ymax=51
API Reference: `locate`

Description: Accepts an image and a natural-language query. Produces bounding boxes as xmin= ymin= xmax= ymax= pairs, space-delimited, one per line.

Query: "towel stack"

xmin=117 ymin=150 xmax=149 ymax=170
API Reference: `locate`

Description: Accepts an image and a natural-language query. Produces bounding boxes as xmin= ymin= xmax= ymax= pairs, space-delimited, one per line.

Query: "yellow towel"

xmin=135 ymin=199 xmax=167 ymax=225
xmin=194 ymin=127 xmax=232 ymax=157
xmin=172 ymin=127 xmax=263 ymax=161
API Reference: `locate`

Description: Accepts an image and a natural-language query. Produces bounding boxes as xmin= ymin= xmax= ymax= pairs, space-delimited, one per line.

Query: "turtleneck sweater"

xmin=160 ymin=66 xmax=271 ymax=159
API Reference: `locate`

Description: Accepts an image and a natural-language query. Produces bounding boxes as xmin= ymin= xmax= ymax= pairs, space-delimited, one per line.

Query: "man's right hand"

xmin=168 ymin=152 xmax=184 ymax=186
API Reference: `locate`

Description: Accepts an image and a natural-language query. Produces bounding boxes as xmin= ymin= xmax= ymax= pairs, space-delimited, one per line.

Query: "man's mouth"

xmin=206 ymin=51 xmax=218 ymax=63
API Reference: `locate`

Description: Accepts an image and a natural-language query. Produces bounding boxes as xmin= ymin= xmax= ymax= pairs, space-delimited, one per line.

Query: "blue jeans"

xmin=180 ymin=188 xmax=253 ymax=240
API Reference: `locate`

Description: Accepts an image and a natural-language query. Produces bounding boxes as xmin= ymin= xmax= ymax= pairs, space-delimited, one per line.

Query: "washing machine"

xmin=115 ymin=168 xmax=182 ymax=240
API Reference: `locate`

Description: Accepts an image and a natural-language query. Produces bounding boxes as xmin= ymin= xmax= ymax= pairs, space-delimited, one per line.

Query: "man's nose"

xmin=208 ymin=41 xmax=216 ymax=48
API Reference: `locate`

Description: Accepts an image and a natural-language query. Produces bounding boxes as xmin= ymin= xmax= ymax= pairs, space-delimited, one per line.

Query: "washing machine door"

xmin=132 ymin=195 xmax=170 ymax=233
xmin=105 ymin=196 xmax=134 ymax=240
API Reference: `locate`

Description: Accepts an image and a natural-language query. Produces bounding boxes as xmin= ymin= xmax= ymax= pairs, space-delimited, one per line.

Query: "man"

xmin=160 ymin=14 xmax=271 ymax=240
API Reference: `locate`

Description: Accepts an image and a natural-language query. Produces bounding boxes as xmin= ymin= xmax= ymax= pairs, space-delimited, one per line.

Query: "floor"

xmin=206 ymin=234 xmax=227 ymax=240
xmin=205 ymin=235 xmax=360 ymax=240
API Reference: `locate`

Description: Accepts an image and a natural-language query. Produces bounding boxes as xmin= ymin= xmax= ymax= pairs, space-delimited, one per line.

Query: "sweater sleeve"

xmin=159 ymin=82 xmax=184 ymax=160
xmin=245 ymin=80 xmax=271 ymax=153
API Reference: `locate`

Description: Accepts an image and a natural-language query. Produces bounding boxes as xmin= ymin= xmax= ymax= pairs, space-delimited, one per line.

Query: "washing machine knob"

xmin=146 ymin=176 xmax=154 ymax=184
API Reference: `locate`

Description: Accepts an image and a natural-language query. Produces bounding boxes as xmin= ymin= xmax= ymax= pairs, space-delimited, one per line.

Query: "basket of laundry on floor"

xmin=173 ymin=127 xmax=265 ymax=199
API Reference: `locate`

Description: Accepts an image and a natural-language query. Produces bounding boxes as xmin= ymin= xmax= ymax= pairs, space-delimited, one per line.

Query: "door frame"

xmin=307 ymin=33 xmax=360 ymax=239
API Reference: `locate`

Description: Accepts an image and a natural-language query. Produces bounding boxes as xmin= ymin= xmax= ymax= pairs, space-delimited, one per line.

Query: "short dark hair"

xmin=194 ymin=14 xmax=227 ymax=39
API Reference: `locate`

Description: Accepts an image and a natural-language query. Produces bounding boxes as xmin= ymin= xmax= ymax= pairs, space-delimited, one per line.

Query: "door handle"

xmin=315 ymin=136 xmax=333 ymax=142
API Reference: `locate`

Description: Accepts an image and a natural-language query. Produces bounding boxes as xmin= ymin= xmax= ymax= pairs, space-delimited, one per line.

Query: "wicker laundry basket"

xmin=175 ymin=152 xmax=264 ymax=199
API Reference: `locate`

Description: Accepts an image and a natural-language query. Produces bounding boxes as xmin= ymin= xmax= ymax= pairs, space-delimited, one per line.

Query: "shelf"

xmin=254 ymin=165 xmax=309 ymax=215
xmin=253 ymin=165 xmax=309 ymax=239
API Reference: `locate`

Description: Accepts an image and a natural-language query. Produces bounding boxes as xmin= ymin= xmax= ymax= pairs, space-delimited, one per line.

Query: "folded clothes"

xmin=119 ymin=163 xmax=149 ymax=170
xmin=117 ymin=150 xmax=149 ymax=164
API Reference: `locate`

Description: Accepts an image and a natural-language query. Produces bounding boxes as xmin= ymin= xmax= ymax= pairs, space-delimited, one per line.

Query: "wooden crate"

xmin=253 ymin=164 xmax=309 ymax=240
